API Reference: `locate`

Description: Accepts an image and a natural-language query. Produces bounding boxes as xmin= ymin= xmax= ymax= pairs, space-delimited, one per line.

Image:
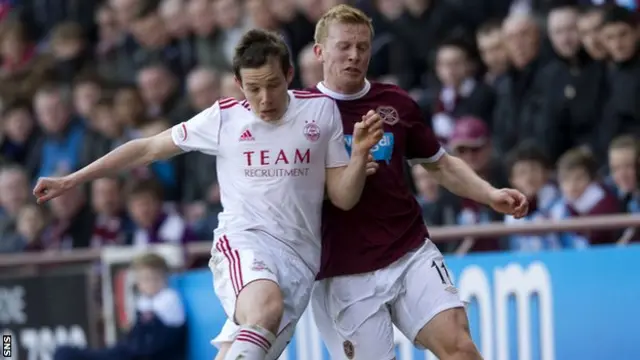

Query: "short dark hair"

xmin=232 ymin=29 xmax=291 ymax=81
xmin=505 ymin=141 xmax=551 ymax=175
xmin=602 ymin=5 xmax=636 ymax=27
xmin=477 ymin=18 xmax=504 ymax=36
xmin=557 ymin=147 xmax=598 ymax=179
xmin=1 ymin=98 xmax=32 ymax=118
xmin=437 ymin=37 xmax=473 ymax=59
xmin=126 ymin=178 xmax=164 ymax=201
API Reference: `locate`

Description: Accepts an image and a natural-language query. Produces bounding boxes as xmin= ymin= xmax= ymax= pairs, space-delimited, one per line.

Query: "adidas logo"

xmin=239 ymin=129 xmax=254 ymax=141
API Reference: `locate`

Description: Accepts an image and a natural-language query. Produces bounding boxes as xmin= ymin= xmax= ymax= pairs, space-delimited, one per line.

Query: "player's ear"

xmin=313 ymin=43 xmax=323 ymax=62
xmin=234 ymin=75 xmax=243 ymax=89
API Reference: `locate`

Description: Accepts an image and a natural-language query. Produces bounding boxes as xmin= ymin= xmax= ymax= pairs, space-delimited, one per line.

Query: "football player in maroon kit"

xmin=308 ymin=5 xmax=529 ymax=360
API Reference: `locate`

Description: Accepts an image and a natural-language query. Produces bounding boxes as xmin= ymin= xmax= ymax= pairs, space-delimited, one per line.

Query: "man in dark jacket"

xmin=537 ymin=4 xmax=608 ymax=162
xmin=597 ymin=6 xmax=640 ymax=161
xmin=493 ymin=12 xmax=547 ymax=156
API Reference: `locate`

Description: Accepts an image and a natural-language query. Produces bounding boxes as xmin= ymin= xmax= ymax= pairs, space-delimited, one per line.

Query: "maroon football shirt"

xmin=312 ymin=81 xmax=444 ymax=279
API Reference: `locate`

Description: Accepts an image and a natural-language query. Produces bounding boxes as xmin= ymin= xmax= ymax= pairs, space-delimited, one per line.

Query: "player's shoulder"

xmin=216 ymin=97 xmax=248 ymax=111
xmin=290 ymin=89 xmax=337 ymax=114
xmin=369 ymin=82 xmax=415 ymax=104
xmin=291 ymin=89 xmax=334 ymax=104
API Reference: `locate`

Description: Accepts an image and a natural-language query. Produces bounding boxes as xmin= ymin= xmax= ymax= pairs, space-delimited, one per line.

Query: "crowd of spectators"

xmin=0 ymin=0 xmax=638 ymax=256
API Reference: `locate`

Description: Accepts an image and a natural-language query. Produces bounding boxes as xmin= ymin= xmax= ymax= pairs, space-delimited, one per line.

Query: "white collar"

xmin=316 ymin=79 xmax=371 ymax=101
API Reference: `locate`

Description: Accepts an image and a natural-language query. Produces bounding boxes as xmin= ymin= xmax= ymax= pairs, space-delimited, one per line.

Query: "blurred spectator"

xmin=429 ymin=38 xmax=496 ymax=145
xmin=550 ymin=147 xmax=620 ymax=247
xmin=49 ymin=22 xmax=93 ymax=83
xmin=43 ymin=184 xmax=94 ymax=250
xmin=95 ymin=1 xmax=121 ymax=56
xmin=72 ymin=72 xmax=103 ymax=123
xmin=608 ymin=135 xmax=639 ymax=212
xmin=31 ymin=83 xmax=86 ymax=179
xmin=90 ymin=177 xmax=133 ymax=248
xmin=220 ymin=71 xmax=245 ymax=99
xmin=504 ymin=142 xmax=560 ymax=251
xmin=476 ymin=19 xmax=510 ymax=87
xmin=578 ymin=5 xmax=608 ymax=61
xmin=127 ymin=179 xmax=195 ymax=247
xmin=393 ymin=0 xmax=473 ymax=90
xmin=160 ymin=0 xmax=191 ymax=39
xmin=0 ymin=165 xmax=30 ymax=239
xmin=538 ymin=4 xmax=608 ymax=162
xmin=214 ymin=0 xmax=249 ymax=67
xmin=54 ymin=253 xmax=187 ymax=360
xmin=188 ymin=0 xmax=229 ymax=71
xmin=597 ymin=6 xmax=640 ymax=159
xmin=0 ymin=100 xmax=39 ymax=165
xmin=114 ymin=85 xmax=152 ymax=133
xmin=431 ymin=117 xmax=508 ymax=252
xmin=136 ymin=62 xmax=188 ymax=124
xmin=493 ymin=12 xmax=546 ymax=156
xmin=298 ymin=43 xmax=323 ymax=89
xmin=0 ymin=19 xmax=36 ymax=78
xmin=411 ymin=164 xmax=441 ymax=224
xmin=81 ymin=97 xmax=128 ymax=168
xmin=1 ymin=204 xmax=48 ymax=253
xmin=129 ymin=2 xmax=194 ymax=78
xmin=185 ymin=67 xmax=220 ymax=113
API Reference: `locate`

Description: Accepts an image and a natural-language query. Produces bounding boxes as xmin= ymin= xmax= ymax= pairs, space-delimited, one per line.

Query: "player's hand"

xmin=366 ymin=153 xmax=379 ymax=176
xmin=488 ymin=188 xmax=529 ymax=219
xmin=352 ymin=110 xmax=383 ymax=156
xmin=33 ymin=176 xmax=73 ymax=204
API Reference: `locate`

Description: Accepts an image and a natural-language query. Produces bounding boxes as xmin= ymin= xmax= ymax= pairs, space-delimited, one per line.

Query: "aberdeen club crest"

xmin=303 ymin=120 xmax=320 ymax=142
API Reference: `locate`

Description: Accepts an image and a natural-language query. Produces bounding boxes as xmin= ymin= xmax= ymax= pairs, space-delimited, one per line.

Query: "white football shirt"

xmin=171 ymin=90 xmax=349 ymax=272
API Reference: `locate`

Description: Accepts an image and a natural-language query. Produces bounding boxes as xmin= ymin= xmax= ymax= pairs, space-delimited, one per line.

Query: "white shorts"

xmin=311 ymin=240 xmax=464 ymax=360
xmin=210 ymin=231 xmax=314 ymax=349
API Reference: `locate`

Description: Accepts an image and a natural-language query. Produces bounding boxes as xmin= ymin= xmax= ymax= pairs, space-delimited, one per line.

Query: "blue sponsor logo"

xmin=344 ymin=132 xmax=394 ymax=163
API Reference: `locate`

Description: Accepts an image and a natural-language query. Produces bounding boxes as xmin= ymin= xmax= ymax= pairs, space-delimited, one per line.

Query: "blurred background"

xmin=0 ymin=0 xmax=639 ymax=359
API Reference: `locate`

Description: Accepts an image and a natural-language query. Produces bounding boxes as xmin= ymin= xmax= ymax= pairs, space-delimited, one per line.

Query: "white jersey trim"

xmin=316 ymin=79 xmax=371 ymax=101
xmin=407 ymin=147 xmax=447 ymax=165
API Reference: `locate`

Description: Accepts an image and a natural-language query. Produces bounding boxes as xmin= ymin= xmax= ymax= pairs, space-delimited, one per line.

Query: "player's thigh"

xmin=312 ymin=279 xmax=396 ymax=360
xmin=391 ymin=241 xmax=466 ymax=348
xmin=211 ymin=236 xmax=282 ymax=325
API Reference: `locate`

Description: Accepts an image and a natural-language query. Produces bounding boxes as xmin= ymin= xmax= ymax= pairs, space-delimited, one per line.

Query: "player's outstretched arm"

xmin=423 ymin=153 xmax=529 ymax=218
xmin=33 ymin=129 xmax=182 ymax=204
xmin=326 ymin=110 xmax=383 ymax=210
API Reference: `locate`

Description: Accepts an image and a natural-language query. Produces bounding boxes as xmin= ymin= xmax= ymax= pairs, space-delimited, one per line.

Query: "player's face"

xmin=609 ymin=148 xmax=637 ymax=194
xmin=559 ymin=168 xmax=591 ymax=202
xmin=237 ymin=57 xmax=293 ymax=122
xmin=315 ymin=21 xmax=372 ymax=92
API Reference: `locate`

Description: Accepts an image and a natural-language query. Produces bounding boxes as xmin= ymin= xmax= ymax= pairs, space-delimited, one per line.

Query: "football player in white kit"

xmin=32 ymin=29 xmax=384 ymax=360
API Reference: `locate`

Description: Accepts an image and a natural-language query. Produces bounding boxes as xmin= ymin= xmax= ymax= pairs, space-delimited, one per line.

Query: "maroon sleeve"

xmin=404 ymin=97 xmax=445 ymax=162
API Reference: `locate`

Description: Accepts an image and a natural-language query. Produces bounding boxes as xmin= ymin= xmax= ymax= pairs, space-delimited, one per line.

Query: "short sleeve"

xmin=171 ymin=102 xmax=221 ymax=155
xmin=405 ymin=99 xmax=445 ymax=164
xmin=326 ymin=101 xmax=350 ymax=168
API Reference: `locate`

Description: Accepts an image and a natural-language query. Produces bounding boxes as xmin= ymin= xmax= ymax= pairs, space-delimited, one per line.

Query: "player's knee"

xmin=439 ymin=331 xmax=481 ymax=360
xmin=235 ymin=280 xmax=284 ymax=332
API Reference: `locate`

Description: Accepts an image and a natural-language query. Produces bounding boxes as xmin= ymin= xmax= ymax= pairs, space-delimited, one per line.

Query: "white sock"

xmin=224 ymin=325 xmax=276 ymax=360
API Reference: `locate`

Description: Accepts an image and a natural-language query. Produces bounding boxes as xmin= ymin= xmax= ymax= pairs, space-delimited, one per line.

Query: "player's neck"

xmin=317 ymin=79 xmax=371 ymax=101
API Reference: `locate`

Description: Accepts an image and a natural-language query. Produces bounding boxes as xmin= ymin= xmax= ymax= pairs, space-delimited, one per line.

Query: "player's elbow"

xmin=329 ymin=195 xmax=357 ymax=211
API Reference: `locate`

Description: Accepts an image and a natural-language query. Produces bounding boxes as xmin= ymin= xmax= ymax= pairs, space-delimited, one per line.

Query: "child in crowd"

xmin=549 ymin=147 xmax=621 ymax=248
xmin=54 ymin=253 xmax=187 ymax=360
xmin=0 ymin=204 xmax=48 ymax=253
xmin=504 ymin=142 xmax=560 ymax=251
xmin=127 ymin=179 xmax=195 ymax=247
xmin=607 ymin=135 xmax=639 ymax=213
xmin=411 ymin=164 xmax=441 ymax=225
